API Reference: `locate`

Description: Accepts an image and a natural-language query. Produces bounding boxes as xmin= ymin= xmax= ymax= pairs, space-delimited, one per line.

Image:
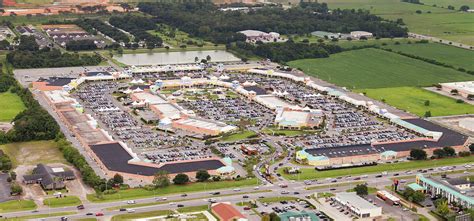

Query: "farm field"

xmin=419 ymin=0 xmax=474 ymax=9
xmin=288 ymin=48 xmax=474 ymax=89
xmin=0 ymin=91 xmax=25 ymax=122
xmin=383 ymin=42 xmax=474 ymax=71
xmin=355 ymin=87 xmax=474 ymax=117
xmin=0 ymin=141 xmax=68 ymax=167
xmin=319 ymin=0 xmax=474 ymax=45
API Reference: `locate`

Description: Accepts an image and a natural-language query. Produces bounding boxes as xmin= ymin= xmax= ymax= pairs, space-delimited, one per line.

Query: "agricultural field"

xmin=0 ymin=91 xmax=25 ymax=122
xmin=288 ymin=48 xmax=474 ymax=89
xmin=355 ymin=87 xmax=474 ymax=117
xmin=383 ymin=42 xmax=474 ymax=71
xmin=420 ymin=0 xmax=474 ymax=9
xmin=0 ymin=141 xmax=68 ymax=167
xmin=319 ymin=0 xmax=474 ymax=45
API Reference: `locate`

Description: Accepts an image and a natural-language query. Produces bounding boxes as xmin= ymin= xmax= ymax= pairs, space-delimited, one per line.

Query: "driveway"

xmin=0 ymin=173 xmax=12 ymax=202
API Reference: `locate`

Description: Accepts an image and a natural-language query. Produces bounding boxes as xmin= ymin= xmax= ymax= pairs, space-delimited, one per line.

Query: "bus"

xmin=376 ymin=190 xmax=400 ymax=206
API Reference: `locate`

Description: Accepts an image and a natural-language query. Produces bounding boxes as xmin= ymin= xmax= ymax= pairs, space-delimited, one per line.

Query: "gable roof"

xmin=211 ymin=202 xmax=246 ymax=221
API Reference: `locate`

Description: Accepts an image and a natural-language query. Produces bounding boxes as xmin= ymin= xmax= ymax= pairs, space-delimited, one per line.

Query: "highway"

xmin=3 ymin=165 xmax=471 ymax=221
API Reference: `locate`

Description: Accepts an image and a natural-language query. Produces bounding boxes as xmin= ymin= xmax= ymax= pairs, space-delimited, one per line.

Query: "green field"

xmin=87 ymin=178 xmax=258 ymax=202
xmin=319 ymin=0 xmax=474 ymax=45
xmin=280 ymin=155 xmax=474 ymax=180
xmin=176 ymin=205 xmax=209 ymax=213
xmin=43 ymin=196 xmax=82 ymax=208
xmin=0 ymin=141 xmax=68 ymax=168
xmin=7 ymin=212 xmax=77 ymax=221
xmin=356 ymin=87 xmax=474 ymax=117
xmin=420 ymin=0 xmax=474 ymax=8
xmin=0 ymin=91 xmax=25 ymax=122
xmin=383 ymin=43 xmax=474 ymax=71
xmin=111 ymin=210 xmax=174 ymax=221
xmin=0 ymin=200 xmax=37 ymax=213
xmin=220 ymin=130 xmax=258 ymax=142
xmin=288 ymin=48 xmax=474 ymax=89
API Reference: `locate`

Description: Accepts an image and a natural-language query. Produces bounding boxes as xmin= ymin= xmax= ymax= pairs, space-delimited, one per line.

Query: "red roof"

xmin=211 ymin=203 xmax=246 ymax=221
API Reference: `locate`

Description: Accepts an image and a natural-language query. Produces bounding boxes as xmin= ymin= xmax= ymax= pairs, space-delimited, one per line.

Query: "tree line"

xmin=227 ymin=40 xmax=343 ymax=62
xmin=74 ymin=18 xmax=130 ymax=43
xmin=109 ymin=15 xmax=163 ymax=49
xmin=138 ymin=2 xmax=408 ymax=44
xmin=6 ymin=36 xmax=102 ymax=68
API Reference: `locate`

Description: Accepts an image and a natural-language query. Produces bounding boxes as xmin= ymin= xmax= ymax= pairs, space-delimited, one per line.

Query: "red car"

xmin=243 ymin=207 xmax=251 ymax=211
xmin=95 ymin=212 xmax=104 ymax=216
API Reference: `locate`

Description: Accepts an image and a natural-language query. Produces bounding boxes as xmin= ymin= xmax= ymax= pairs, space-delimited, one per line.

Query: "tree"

xmin=470 ymin=143 xmax=474 ymax=152
xmin=403 ymin=188 xmax=425 ymax=203
xmin=173 ymin=173 xmax=189 ymax=185
xmin=153 ymin=171 xmax=170 ymax=188
xmin=410 ymin=149 xmax=427 ymax=160
xmin=424 ymin=111 xmax=431 ymax=118
xmin=459 ymin=5 xmax=470 ymax=11
xmin=269 ymin=212 xmax=281 ymax=221
xmin=113 ymin=173 xmax=124 ymax=185
xmin=424 ymin=100 xmax=430 ymax=106
xmin=206 ymin=55 xmax=211 ymax=62
xmin=195 ymin=170 xmax=210 ymax=182
xmin=467 ymin=94 xmax=474 ymax=100
xmin=9 ymin=171 xmax=16 ymax=181
xmin=433 ymin=149 xmax=447 ymax=158
xmin=450 ymin=89 xmax=458 ymax=95
xmin=10 ymin=183 xmax=22 ymax=195
xmin=354 ymin=184 xmax=368 ymax=196
xmin=442 ymin=147 xmax=455 ymax=157
xmin=436 ymin=200 xmax=450 ymax=216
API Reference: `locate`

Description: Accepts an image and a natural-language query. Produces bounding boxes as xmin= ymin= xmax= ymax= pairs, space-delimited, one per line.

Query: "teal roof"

xmin=222 ymin=157 xmax=232 ymax=166
xmin=392 ymin=118 xmax=431 ymax=135
xmin=279 ymin=211 xmax=319 ymax=221
xmin=407 ymin=183 xmax=426 ymax=191
xmin=297 ymin=150 xmax=329 ymax=161
xmin=381 ymin=150 xmax=397 ymax=157
xmin=417 ymin=174 xmax=474 ymax=206
xmin=217 ymin=165 xmax=234 ymax=173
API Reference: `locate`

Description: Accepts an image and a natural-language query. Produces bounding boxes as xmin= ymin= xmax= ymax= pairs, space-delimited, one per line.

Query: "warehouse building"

xmin=333 ymin=192 xmax=382 ymax=218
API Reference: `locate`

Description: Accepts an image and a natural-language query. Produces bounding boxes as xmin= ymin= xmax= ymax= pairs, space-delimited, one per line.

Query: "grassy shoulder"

xmin=0 ymin=200 xmax=37 ymax=213
xmin=7 ymin=212 xmax=77 ymax=221
xmin=280 ymin=155 xmax=474 ymax=180
xmin=288 ymin=48 xmax=474 ymax=89
xmin=262 ymin=127 xmax=318 ymax=137
xmin=87 ymin=178 xmax=258 ymax=202
xmin=43 ymin=196 xmax=82 ymax=208
xmin=176 ymin=205 xmax=209 ymax=213
xmin=356 ymin=87 xmax=474 ymax=117
xmin=0 ymin=91 xmax=26 ymax=122
xmin=111 ymin=210 xmax=174 ymax=221
xmin=0 ymin=140 xmax=68 ymax=168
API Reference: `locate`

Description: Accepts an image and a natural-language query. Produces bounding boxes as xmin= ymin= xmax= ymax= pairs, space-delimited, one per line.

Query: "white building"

xmin=238 ymin=30 xmax=284 ymax=43
xmin=350 ymin=31 xmax=373 ymax=39
xmin=334 ymin=192 xmax=382 ymax=218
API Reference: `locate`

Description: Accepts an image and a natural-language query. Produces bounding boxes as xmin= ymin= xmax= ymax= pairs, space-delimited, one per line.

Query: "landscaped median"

xmin=105 ymin=189 xmax=271 ymax=211
xmin=5 ymin=211 xmax=77 ymax=221
xmin=88 ymin=178 xmax=259 ymax=203
xmin=0 ymin=199 xmax=37 ymax=213
xmin=280 ymin=155 xmax=474 ymax=181
xmin=43 ymin=196 xmax=82 ymax=208
xmin=111 ymin=210 xmax=174 ymax=221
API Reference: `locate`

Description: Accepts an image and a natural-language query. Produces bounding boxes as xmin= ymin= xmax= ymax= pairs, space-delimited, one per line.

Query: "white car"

xmin=127 ymin=209 xmax=135 ymax=213
xmin=126 ymin=200 xmax=136 ymax=204
xmin=233 ymin=188 xmax=241 ymax=192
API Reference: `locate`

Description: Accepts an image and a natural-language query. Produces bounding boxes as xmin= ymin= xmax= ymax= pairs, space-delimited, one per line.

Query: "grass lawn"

xmin=316 ymin=192 xmax=335 ymax=198
xmin=111 ymin=210 xmax=174 ymax=221
xmin=262 ymin=127 xmax=317 ymax=136
xmin=0 ymin=91 xmax=25 ymax=122
xmin=0 ymin=140 xmax=68 ymax=168
xmin=219 ymin=130 xmax=258 ymax=142
xmin=383 ymin=42 xmax=474 ymax=71
xmin=0 ymin=200 xmax=37 ymax=213
xmin=288 ymin=48 xmax=474 ymax=89
xmin=258 ymin=196 xmax=299 ymax=203
xmin=305 ymin=181 xmax=365 ymax=190
xmin=176 ymin=205 xmax=209 ymax=213
xmin=280 ymin=155 xmax=474 ymax=180
xmin=347 ymin=186 xmax=378 ymax=194
xmin=319 ymin=0 xmax=474 ymax=45
xmin=87 ymin=178 xmax=258 ymax=202
xmin=43 ymin=196 xmax=82 ymax=208
xmin=7 ymin=212 xmax=77 ymax=221
xmin=356 ymin=87 xmax=474 ymax=117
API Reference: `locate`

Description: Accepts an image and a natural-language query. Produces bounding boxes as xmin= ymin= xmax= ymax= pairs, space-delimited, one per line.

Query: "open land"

xmin=288 ymin=48 xmax=474 ymax=89
xmin=320 ymin=0 xmax=474 ymax=45
xmin=0 ymin=140 xmax=67 ymax=167
xmin=0 ymin=91 xmax=25 ymax=122
xmin=355 ymin=87 xmax=474 ymax=117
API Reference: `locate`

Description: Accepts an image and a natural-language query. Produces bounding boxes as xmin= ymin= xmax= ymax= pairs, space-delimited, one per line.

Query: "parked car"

xmin=76 ymin=205 xmax=85 ymax=210
xmin=95 ymin=213 xmax=104 ymax=217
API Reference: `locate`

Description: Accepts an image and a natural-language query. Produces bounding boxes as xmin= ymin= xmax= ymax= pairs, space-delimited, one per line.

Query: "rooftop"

xmin=335 ymin=192 xmax=380 ymax=210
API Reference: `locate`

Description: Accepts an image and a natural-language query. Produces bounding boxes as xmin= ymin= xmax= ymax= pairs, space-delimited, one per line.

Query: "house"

xmin=211 ymin=202 xmax=247 ymax=221
xmin=23 ymin=164 xmax=75 ymax=190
